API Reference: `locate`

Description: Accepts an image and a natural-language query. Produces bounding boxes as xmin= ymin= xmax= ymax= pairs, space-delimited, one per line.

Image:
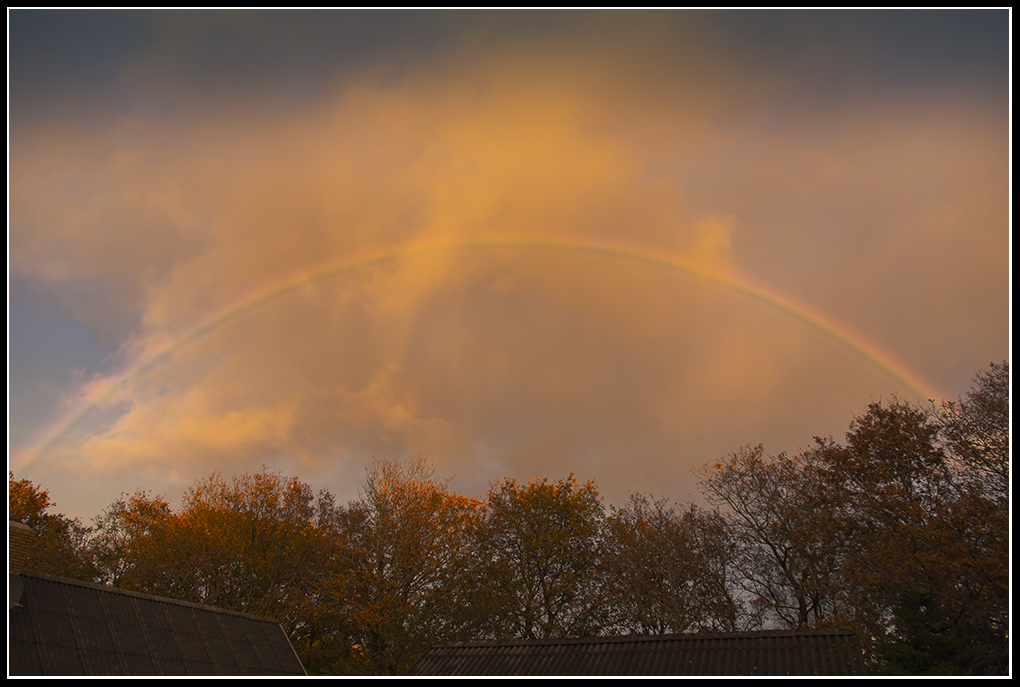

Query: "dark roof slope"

xmin=410 ymin=629 xmax=868 ymax=676
xmin=9 ymin=571 xmax=306 ymax=676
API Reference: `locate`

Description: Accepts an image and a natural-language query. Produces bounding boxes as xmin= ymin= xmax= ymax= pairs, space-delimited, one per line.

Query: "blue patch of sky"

xmin=8 ymin=281 xmax=120 ymax=451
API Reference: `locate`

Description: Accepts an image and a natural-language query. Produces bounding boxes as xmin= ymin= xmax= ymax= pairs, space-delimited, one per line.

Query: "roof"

xmin=410 ymin=629 xmax=869 ymax=676
xmin=9 ymin=570 xmax=306 ymax=676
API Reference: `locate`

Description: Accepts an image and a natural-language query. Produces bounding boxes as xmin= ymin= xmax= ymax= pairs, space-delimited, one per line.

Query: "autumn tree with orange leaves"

xmin=8 ymin=473 xmax=96 ymax=582
xmin=7 ymin=362 xmax=1005 ymax=675
xmin=479 ymin=474 xmax=607 ymax=640
xmin=85 ymin=467 xmax=343 ymax=673
xmin=90 ymin=489 xmax=176 ymax=589
xmin=334 ymin=457 xmax=485 ymax=675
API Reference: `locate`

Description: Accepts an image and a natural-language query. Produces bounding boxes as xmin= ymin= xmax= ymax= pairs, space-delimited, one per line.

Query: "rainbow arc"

xmin=17 ymin=237 xmax=944 ymax=469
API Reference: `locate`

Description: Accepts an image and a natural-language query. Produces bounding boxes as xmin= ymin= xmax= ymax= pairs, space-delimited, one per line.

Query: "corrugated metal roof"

xmin=9 ymin=571 xmax=306 ymax=676
xmin=410 ymin=629 xmax=868 ymax=676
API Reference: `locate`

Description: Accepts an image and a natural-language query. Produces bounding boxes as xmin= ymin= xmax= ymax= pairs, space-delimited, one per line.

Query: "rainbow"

xmin=16 ymin=237 xmax=945 ymax=470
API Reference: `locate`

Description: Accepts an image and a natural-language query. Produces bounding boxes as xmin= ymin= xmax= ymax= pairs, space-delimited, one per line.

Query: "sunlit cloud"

xmin=9 ymin=11 xmax=1007 ymax=516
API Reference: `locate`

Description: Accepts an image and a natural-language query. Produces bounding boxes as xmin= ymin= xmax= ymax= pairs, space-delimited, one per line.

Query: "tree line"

xmin=9 ymin=362 xmax=1008 ymax=675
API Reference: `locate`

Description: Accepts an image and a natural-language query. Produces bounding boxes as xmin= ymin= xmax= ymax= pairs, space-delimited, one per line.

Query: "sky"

xmin=8 ymin=10 xmax=1010 ymax=521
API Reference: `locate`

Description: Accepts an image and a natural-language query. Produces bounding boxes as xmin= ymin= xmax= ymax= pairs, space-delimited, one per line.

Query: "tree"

xmin=889 ymin=488 xmax=1008 ymax=674
xmin=174 ymin=468 xmax=322 ymax=619
xmin=848 ymin=365 xmax=1009 ymax=675
xmin=90 ymin=489 xmax=175 ymax=588
xmin=824 ymin=399 xmax=947 ymax=621
xmin=480 ymin=474 xmax=606 ymax=640
xmin=874 ymin=589 xmax=981 ymax=675
xmin=696 ymin=446 xmax=849 ymax=630
xmin=337 ymin=457 xmax=484 ymax=675
xmin=827 ymin=396 xmax=1005 ymax=674
xmin=939 ymin=361 xmax=1008 ymax=500
xmin=602 ymin=494 xmax=739 ymax=634
xmin=843 ymin=466 xmax=1007 ymax=675
xmin=701 ymin=385 xmax=1008 ymax=675
xmin=8 ymin=472 xmax=96 ymax=581
xmin=91 ymin=467 xmax=342 ymax=674
xmin=292 ymin=488 xmax=368 ymax=674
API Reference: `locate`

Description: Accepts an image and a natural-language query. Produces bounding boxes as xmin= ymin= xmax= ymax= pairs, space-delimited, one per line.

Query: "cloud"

xmin=10 ymin=12 xmax=1008 ymax=515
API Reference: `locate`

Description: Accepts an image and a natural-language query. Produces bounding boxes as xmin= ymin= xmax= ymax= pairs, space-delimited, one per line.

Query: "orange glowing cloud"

xmin=9 ymin=13 xmax=1006 ymax=513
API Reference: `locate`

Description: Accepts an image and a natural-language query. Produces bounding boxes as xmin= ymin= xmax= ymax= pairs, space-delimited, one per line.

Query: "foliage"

xmin=835 ymin=387 xmax=1007 ymax=675
xmin=89 ymin=467 xmax=342 ymax=674
xmin=694 ymin=363 xmax=1009 ymax=675
xmin=90 ymin=491 xmax=164 ymax=587
xmin=335 ymin=457 xmax=484 ymax=675
xmin=294 ymin=489 xmax=368 ymax=674
xmin=603 ymin=494 xmax=739 ymax=634
xmin=176 ymin=469 xmax=320 ymax=617
xmin=8 ymin=472 xmax=96 ymax=581
xmin=875 ymin=590 xmax=983 ymax=675
xmin=7 ymin=363 xmax=1006 ymax=675
xmin=939 ymin=360 xmax=1009 ymax=500
xmin=818 ymin=400 xmax=950 ymax=636
xmin=480 ymin=474 xmax=606 ymax=640
xmin=695 ymin=445 xmax=849 ymax=629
